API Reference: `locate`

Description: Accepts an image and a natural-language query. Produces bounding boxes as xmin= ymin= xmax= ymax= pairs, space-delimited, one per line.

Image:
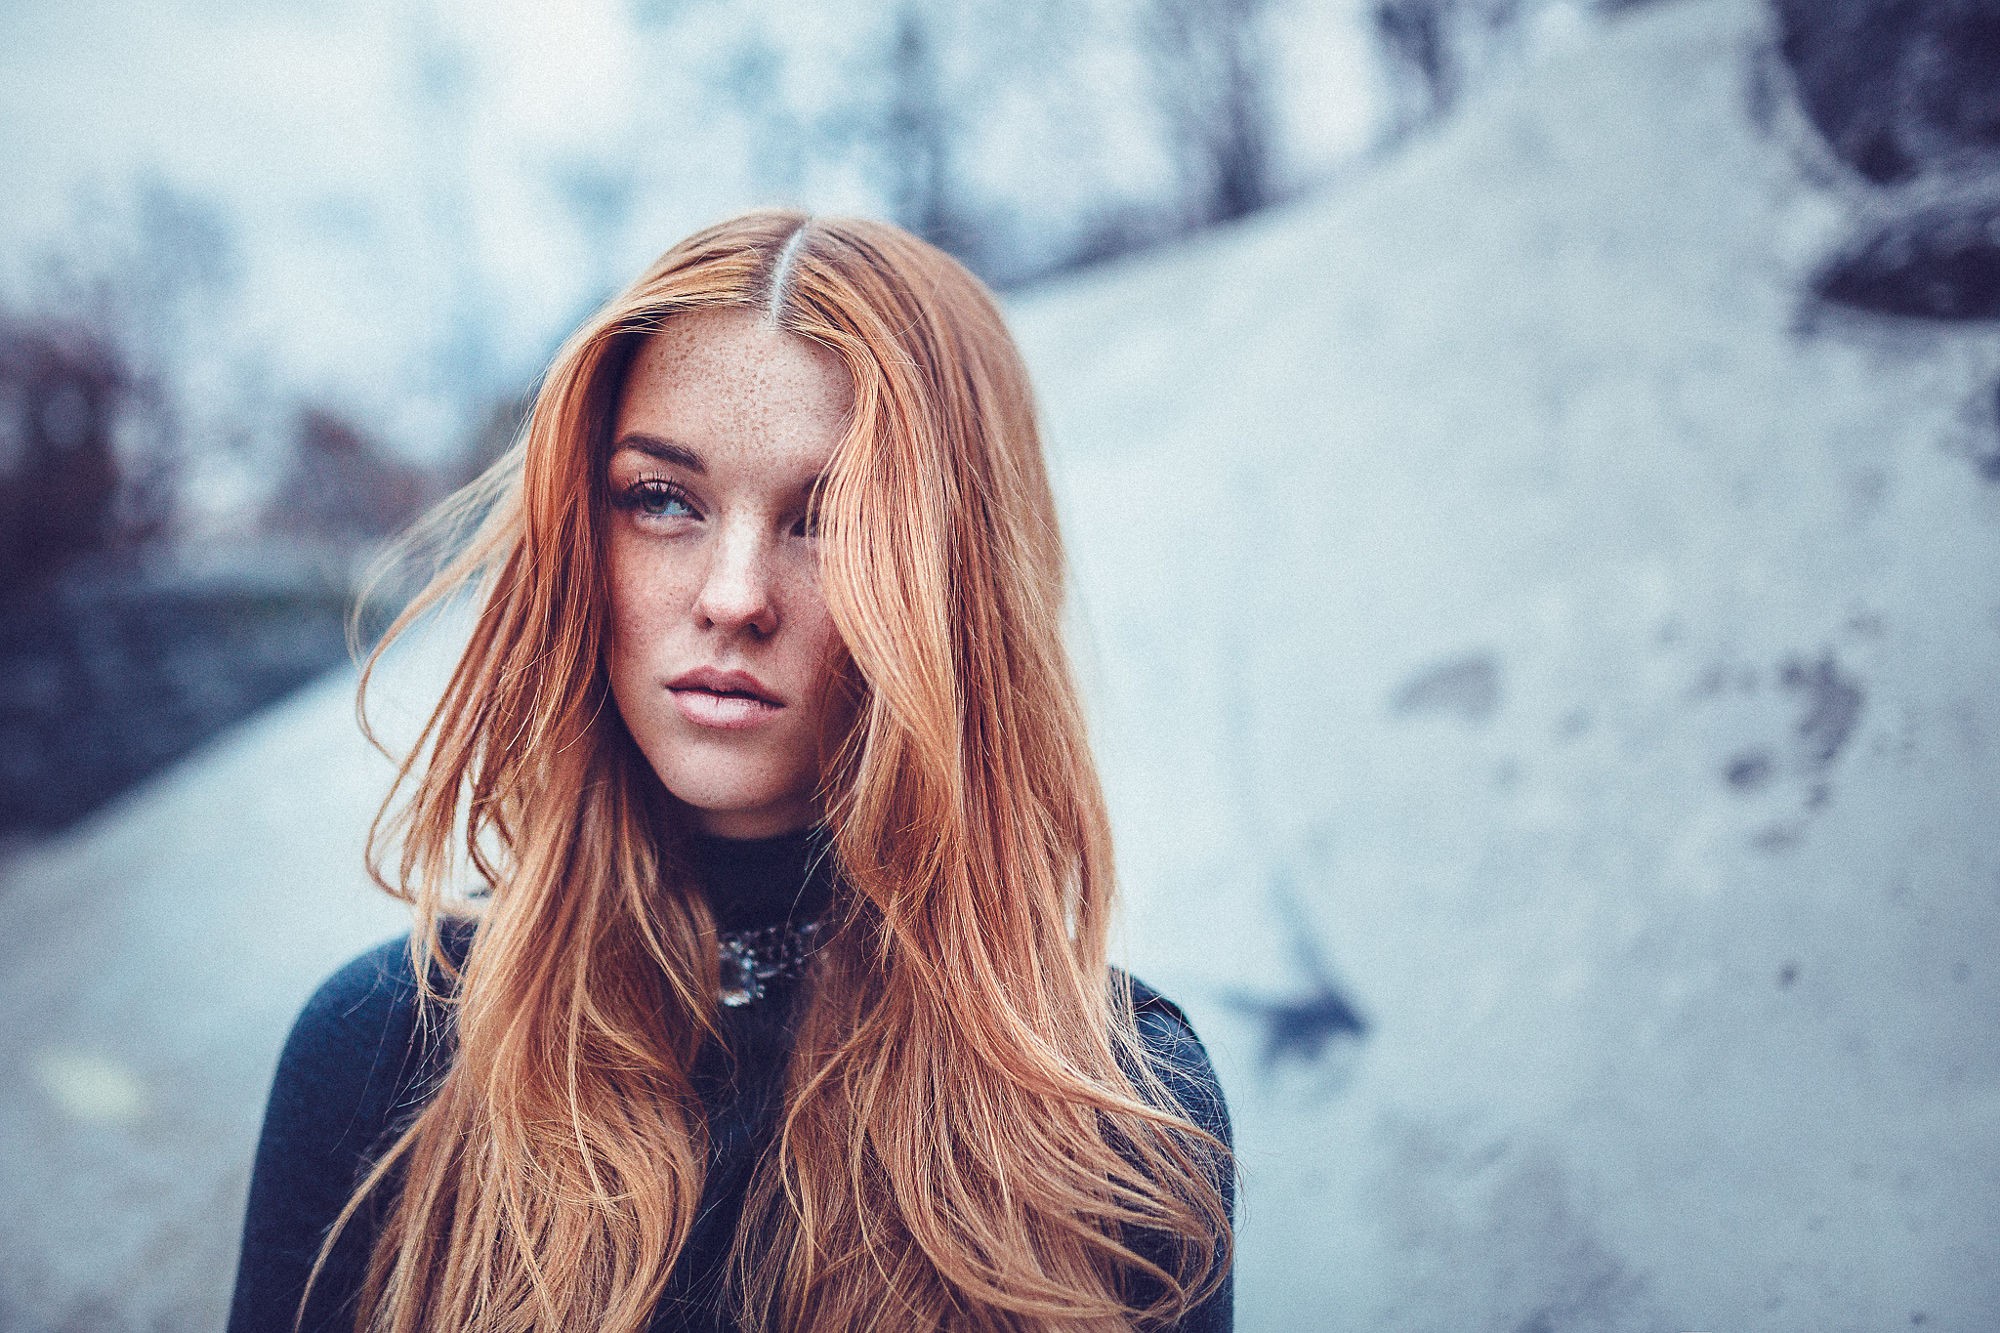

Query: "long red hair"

xmin=331 ymin=210 xmax=1232 ymax=1331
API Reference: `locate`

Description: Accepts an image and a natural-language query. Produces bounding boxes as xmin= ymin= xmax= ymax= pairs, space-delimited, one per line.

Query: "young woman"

xmin=227 ymin=211 xmax=1234 ymax=1332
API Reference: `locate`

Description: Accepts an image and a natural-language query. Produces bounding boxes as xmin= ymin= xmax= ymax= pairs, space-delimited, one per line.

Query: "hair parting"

xmin=763 ymin=221 xmax=812 ymax=329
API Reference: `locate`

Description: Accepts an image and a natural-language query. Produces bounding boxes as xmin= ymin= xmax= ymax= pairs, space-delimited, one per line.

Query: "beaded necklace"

xmin=689 ymin=823 xmax=836 ymax=1007
xmin=716 ymin=918 xmax=824 ymax=1006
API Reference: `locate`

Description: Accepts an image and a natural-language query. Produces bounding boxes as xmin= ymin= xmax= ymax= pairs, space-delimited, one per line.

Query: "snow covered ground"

xmin=1022 ymin=2 xmax=2000 ymax=1328
xmin=3 ymin=1 xmax=1997 ymax=1328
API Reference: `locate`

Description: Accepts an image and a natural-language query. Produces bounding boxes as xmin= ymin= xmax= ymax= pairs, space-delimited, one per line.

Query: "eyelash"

xmin=613 ymin=475 xmax=699 ymax=521
xmin=611 ymin=474 xmax=819 ymax=537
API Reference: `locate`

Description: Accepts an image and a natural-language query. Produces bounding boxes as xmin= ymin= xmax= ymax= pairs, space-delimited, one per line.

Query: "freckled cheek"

xmin=788 ymin=624 xmax=848 ymax=732
xmin=772 ymin=564 xmax=841 ymax=671
xmin=605 ymin=541 xmax=699 ymax=679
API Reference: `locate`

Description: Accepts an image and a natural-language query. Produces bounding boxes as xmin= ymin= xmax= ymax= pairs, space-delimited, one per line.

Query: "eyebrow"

xmin=611 ymin=432 xmax=705 ymax=473
xmin=610 ymin=430 xmax=833 ymax=499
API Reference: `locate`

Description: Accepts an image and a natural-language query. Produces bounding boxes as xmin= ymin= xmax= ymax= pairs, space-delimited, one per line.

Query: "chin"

xmin=678 ymin=799 xmax=815 ymax=839
xmin=655 ymin=763 xmax=812 ymax=835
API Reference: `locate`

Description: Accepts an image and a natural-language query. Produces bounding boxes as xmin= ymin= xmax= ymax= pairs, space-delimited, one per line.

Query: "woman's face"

xmin=603 ymin=307 xmax=852 ymax=839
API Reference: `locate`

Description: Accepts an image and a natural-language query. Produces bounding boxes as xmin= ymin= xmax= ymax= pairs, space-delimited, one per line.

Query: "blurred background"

xmin=2 ymin=0 xmax=1998 ymax=1328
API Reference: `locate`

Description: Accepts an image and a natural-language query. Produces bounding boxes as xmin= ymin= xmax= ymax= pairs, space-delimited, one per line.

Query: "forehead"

xmin=611 ymin=308 xmax=853 ymax=478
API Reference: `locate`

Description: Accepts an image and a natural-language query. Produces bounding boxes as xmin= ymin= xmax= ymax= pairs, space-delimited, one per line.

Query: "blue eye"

xmin=622 ymin=478 xmax=697 ymax=519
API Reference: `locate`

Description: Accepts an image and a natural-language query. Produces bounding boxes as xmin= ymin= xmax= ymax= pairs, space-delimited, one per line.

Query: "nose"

xmin=693 ymin=520 xmax=780 ymax=639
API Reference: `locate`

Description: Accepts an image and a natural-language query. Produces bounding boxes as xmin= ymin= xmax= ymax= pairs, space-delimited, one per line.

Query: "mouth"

xmin=666 ymin=667 xmax=784 ymax=730
xmin=669 ymin=687 xmax=781 ymax=729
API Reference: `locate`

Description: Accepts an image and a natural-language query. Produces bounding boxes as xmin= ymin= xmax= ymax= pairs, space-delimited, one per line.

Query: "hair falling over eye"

xmin=334 ymin=211 xmax=1234 ymax=1333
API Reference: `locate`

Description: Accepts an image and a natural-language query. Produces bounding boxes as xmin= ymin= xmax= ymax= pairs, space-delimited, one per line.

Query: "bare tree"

xmin=1374 ymin=0 xmax=1677 ymax=138
xmin=694 ymin=0 xmax=1299 ymax=281
xmin=0 ymin=318 xmax=133 ymax=589
xmin=1141 ymin=0 xmax=1280 ymax=226
xmin=879 ymin=6 xmax=965 ymax=251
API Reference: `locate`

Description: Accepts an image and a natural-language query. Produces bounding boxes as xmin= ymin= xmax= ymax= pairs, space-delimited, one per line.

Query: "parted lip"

xmin=666 ymin=666 xmax=783 ymax=706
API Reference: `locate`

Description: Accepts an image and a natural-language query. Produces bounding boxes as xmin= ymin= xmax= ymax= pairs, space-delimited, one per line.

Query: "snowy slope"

xmin=3 ymin=1 xmax=1997 ymax=1328
xmin=1016 ymin=1 xmax=2000 ymax=1329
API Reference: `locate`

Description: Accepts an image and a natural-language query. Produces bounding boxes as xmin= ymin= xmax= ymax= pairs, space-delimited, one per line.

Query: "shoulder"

xmin=268 ymin=923 xmax=471 ymax=1148
xmin=1121 ymin=969 xmax=1214 ymax=1082
xmin=229 ymin=927 xmax=471 ymax=1328
xmin=292 ymin=934 xmax=423 ymax=1044
xmin=266 ymin=950 xmax=408 ymax=1155
xmin=1118 ymin=970 xmax=1232 ymax=1150
xmin=1115 ymin=972 xmax=1238 ymax=1329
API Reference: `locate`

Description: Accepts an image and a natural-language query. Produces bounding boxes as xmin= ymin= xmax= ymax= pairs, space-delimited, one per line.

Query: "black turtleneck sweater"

xmin=225 ymin=826 xmax=1233 ymax=1331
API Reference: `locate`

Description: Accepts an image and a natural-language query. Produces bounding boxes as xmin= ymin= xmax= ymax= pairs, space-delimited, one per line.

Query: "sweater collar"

xmin=683 ymin=821 xmax=837 ymax=934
